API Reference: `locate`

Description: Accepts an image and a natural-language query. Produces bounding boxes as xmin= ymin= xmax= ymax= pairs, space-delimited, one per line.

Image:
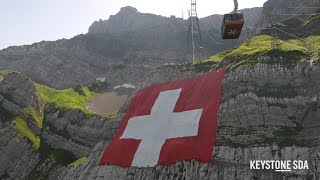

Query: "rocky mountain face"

xmin=0 ymin=34 xmax=149 ymax=90
xmin=2 ymin=50 xmax=320 ymax=179
xmin=47 ymin=61 xmax=320 ymax=179
xmin=0 ymin=71 xmax=118 ymax=179
xmin=0 ymin=71 xmax=43 ymax=179
xmin=257 ymin=0 xmax=320 ymax=29
xmin=0 ymin=6 xmax=262 ymax=89
xmin=89 ymin=7 xmax=171 ymax=34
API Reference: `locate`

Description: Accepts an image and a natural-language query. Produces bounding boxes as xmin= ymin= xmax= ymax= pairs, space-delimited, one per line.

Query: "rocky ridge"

xmin=0 ymin=6 xmax=262 ymax=89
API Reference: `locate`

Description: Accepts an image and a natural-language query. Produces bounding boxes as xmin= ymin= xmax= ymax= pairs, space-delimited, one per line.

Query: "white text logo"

xmin=250 ymin=160 xmax=309 ymax=172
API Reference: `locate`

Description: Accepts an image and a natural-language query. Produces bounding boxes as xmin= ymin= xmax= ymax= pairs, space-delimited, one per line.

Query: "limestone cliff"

xmin=0 ymin=71 xmax=117 ymax=179
xmin=50 ymin=61 xmax=320 ymax=180
xmin=39 ymin=35 xmax=320 ymax=179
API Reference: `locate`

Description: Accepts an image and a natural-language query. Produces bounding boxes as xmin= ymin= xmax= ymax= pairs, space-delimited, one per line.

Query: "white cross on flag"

xmin=99 ymin=68 xmax=226 ymax=167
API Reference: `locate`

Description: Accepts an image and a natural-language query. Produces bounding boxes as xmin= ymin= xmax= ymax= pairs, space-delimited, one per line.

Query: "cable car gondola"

xmin=221 ymin=13 xmax=244 ymax=39
xmin=221 ymin=0 xmax=244 ymax=39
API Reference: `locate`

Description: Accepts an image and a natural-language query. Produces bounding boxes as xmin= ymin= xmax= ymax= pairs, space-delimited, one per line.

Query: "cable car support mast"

xmin=185 ymin=0 xmax=204 ymax=63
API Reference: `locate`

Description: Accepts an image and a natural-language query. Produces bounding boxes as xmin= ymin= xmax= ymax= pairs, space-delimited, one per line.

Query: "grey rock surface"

xmin=257 ymin=0 xmax=320 ymax=30
xmin=0 ymin=71 xmax=42 ymax=110
xmin=0 ymin=72 xmax=118 ymax=179
xmin=1 ymin=61 xmax=320 ymax=180
xmin=42 ymin=104 xmax=120 ymax=158
xmin=51 ymin=62 xmax=320 ymax=180
xmin=0 ymin=72 xmax=42 ymax=179
xmin=0 ymin=124 xmax=40 ymax=180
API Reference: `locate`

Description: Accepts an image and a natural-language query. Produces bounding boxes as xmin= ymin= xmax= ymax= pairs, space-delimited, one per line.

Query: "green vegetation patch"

xmin=0 ymin=70 xmax=20 ymax=81
xmin=195 ymin=35 xmax=315 ymax=71
xmin=0 ymin=70 xmax=12 ymax=76
xmin=24 ymin=106 xmax=44 ymax=128
xmin=307 ymin=36 xmax=320 ymax=50
xmin=35 ymin=83 xmax=116 ymax=119
xmin=209 ymin=35 xmax=274 ymax=61
xmin=69 ymin=157 xmax=87 ymax=167
xmin=191 ymin=58 xmax=222 ymax=72
xmin=13 ymin=116 xmax=40 ymax=150
xmin=307 ymin=36 xmax=320 ymax=62
xmin=35 ymin=83 xmax=91 ymax=111
xmin=0 ymin=70 xmax=10 ymax=82
xmin=101 ymin=112 xmax=117 ymax=119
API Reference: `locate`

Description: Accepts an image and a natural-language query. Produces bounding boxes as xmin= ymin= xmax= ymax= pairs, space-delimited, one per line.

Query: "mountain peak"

xmin=119 ymin=6 xmax=138 ymax=15
xmin=88 ymin=6 xmax=167 ymax=34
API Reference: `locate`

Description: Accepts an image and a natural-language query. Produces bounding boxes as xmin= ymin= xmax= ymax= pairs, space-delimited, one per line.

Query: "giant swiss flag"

xmin=99 ymin=67 xmax=226 ymax=167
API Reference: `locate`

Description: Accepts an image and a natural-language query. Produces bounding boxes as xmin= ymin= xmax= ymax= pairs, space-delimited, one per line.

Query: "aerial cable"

xmin=272 ymin=27 xmax=307 ymax=43
xmin=249 ymin=13 xmax=266 ymax=35
xmin=246 ymin=26 xmax=306 ymax=43
xmin=269 ymin=12 xmax=320 ymax=16
xmin=208 ymin=15 xmax=223 ymax=33
xmin=203 ymin=19 xmax=223 ymax=44
xmin=197 ymin=10 xmax=223 ymax=45
xmin=291 ymin=0 xmax=308 ymax=12
xmin=246 ymin=26 xmax=272 ymax=30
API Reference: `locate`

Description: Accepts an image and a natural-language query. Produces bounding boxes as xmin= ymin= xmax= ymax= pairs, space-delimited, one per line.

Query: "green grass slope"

xmin=192 ymin=35 xmax=320 ymax=71
xmin=13 ymin=116 xmax=40 ymax=150
xmin=35 ymin=84 xmax=92 ymax=111
xmin=69 ymin=157 xmax=87 ymax=167
xmin=34 ymin=83 xmax=116 ymax=118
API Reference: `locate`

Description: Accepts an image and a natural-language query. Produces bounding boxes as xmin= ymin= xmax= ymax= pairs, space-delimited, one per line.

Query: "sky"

xmin=0 ymin=0 xmax=267 ymax=50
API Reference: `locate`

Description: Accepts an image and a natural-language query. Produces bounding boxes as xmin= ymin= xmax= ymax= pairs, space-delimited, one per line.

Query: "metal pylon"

xmin=268 ymin=13 xmax=280 ymax=48
xmin=185 ymin=0 xmax=204 ymax=63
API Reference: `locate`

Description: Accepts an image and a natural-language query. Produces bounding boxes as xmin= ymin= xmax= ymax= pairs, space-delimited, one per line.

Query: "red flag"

xmin=99 ymin=67 xmax=226 ymax=167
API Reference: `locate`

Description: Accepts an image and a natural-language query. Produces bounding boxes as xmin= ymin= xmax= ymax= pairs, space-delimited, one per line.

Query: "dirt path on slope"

xmin=86 ymin=92 xmax=128 ymax=114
